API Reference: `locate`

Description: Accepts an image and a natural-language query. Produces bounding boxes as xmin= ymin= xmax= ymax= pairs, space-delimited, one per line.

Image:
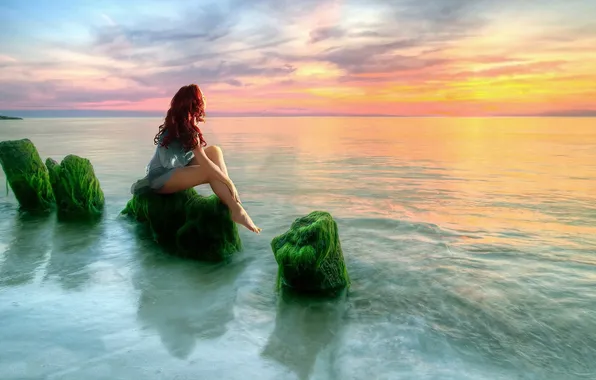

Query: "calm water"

xmin=0 ymin=117 xmax=595 ymax=380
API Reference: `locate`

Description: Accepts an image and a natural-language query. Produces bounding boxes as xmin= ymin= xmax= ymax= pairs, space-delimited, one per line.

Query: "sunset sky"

xmin=1 ymin=0 xmax=595 ymax=116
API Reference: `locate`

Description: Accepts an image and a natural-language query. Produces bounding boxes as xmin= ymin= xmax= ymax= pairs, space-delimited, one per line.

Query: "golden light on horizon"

xmin=293 ymin=62 xmax=344 ymax=79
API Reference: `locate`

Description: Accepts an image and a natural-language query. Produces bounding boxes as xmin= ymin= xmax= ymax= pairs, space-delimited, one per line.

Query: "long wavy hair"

xmin=154 ymin=84 xmax=207 ymax=151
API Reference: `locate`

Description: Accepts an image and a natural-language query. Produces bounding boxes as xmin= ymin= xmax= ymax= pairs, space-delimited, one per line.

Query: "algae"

xmin=45 ymin=155 xmax=104 ymax=219
xmin=0 ymin=139 xmax=55 ymax=212
xmin=122 ymin=189 xmax=242 ymax=261
xmin=271 ymin=211 xmax=350 ymax=294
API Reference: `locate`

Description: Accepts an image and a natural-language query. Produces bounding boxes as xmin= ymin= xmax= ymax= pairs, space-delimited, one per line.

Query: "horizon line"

xmin=2 ymin=110 xmax=596 ymax=118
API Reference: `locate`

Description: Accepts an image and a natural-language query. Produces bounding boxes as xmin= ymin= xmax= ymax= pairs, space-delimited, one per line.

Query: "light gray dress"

xmin=130 ymin=136 xmax=194 ymax=195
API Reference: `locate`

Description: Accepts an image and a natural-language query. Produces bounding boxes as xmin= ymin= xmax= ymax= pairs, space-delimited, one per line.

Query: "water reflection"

xmin=132 ymin=238 xmax=249 ymax=359
xmin=0 ymin=117 xmax=594 ymax=379
xmin=43 ymin=218 xmax=105 ymax=291
xmin=0 ymin=210 xmax=53 ymax=287
xmin=345 ymin=251 xmax=596 ymax=378
xmin=261 ymin=289 xmax=347 ymax=380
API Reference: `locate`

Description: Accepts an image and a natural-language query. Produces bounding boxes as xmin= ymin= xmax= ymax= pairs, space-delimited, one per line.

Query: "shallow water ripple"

xmin=1 ymin=117 xmax=595 ymax=379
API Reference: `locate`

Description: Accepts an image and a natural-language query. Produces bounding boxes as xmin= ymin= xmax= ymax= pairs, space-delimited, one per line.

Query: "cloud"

xmin=397 ymin=0 xmax=488 ymax=29
xmin=309 ymin=26 xmax=344 ymax=43
xmin=99 ymin=13 xmax=116 ymax=26
xmin=89 ymin=5 xmax=237 ymax=63
xmin=1 ymin=0 xmax=595 ymax=115
xmin=123 ymin=61 xmax=296 ymax=93
xmin=224 ymin=79 xmax=243 ymax=87
xmin=0 ymin=79 xmax=161 ymax=108
xmin=322 ymin=40 xmax=425 ymax=74
xmin=233 ymin=0 xmax=333 ymax=21
xmin=0 ymin=55 xmax=17 ymax=64
xmin=449 ymin=60 xmax=568 ymax=80
xmin=342 ymin=0 xmax=489 ymax=42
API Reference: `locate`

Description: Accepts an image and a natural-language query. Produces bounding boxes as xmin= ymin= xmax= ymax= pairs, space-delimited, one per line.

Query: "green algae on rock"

xmin=0 ymin=138 xmax=55 ymax=212
xmin=271 ymin=211 xmax=350 ymax=294
xmin=121 ymin=189 xmax=242 ymax=261
xmin=45 ymin=155 xmax=104 ymax=219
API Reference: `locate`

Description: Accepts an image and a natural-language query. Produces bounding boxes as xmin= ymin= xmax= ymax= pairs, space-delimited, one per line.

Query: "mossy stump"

xmin=271 ymin=211 xmax=350 ymax=294
xmin=0 ymin=138 xmax=55 ymax=212
xmin=45 ymin=155 xmax=104 ymax=219
xmin=121 ymin=189 xmax=242 ymax=262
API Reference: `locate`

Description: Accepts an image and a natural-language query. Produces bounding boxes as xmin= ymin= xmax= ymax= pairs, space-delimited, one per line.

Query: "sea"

xmin=0 ymin=117 xmax=595 ymax=380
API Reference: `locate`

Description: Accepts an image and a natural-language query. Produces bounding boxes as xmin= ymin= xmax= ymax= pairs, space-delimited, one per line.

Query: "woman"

xmin=131 ymin=84 xmax=261 ymax=234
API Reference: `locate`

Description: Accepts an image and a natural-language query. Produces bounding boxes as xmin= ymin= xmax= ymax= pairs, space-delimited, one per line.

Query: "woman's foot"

xmin=231 ymin=206 xmax=262 ymax=234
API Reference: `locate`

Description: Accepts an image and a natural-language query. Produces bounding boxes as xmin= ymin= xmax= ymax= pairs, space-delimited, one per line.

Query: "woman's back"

xmin=147 ymin=137 xmax=194 ymax=173
xmin=131 ymin=135 xmax=195 ymax=195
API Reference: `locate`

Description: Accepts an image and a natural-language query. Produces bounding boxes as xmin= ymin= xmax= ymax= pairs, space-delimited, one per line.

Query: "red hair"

xmin=154 ymin=84 xmax=207 ymax=151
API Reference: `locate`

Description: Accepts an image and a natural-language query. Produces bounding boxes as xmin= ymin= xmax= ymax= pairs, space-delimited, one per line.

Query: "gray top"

xmin=146 ymin=137 xmax=194 ymax=178
xmin=130 ymin=134 xmax=195 ymax=194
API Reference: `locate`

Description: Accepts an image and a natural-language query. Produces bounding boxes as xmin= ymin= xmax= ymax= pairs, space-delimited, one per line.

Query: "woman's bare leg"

xmin=188 ymin=145 xmax=239 ymax=204
xmin=205 ymin=145 xmax=228 ymax=176
xmin=189 ymin=145 xmax=228 ymax=175
xmin=158 ymin=165 xmax=261 ymax=233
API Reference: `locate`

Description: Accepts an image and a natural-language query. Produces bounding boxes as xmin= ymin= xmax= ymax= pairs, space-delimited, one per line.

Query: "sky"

xmin=1 ymin=0 xmax=595 ymax=117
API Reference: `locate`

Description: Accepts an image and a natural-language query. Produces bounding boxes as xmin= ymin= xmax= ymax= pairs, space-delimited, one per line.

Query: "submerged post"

xmin=0 ymin=139 xmax=55 ymax=212
xmin=271 ymin=211 xmax=350 ymax=294
xmin=45 ymin=155 xmax=105 ymax=219
xmin=121 ymin=189 xmax=242 ymax=261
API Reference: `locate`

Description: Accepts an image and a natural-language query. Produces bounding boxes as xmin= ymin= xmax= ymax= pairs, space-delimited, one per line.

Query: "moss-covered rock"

xmin=121 ymin=189 xmax=242 ymax=261
xmin=45 ymin=155 xmax=104 ymax=219
xmin=0 ymin=138 xmax=55 ymax=212
xmin=271 ymin=211 xmax=350 ymax=294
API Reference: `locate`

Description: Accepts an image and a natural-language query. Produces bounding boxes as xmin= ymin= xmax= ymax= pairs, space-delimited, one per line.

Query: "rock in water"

xmin=0 ymin=138 xmax=55 ymax=212
xmin=45 ymin=155 xmax=104 ymax=219
xmin=121 ymin=189 xmax=242 ymax=261
xmin=271 ymin=211 xmax=350 ymax=294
